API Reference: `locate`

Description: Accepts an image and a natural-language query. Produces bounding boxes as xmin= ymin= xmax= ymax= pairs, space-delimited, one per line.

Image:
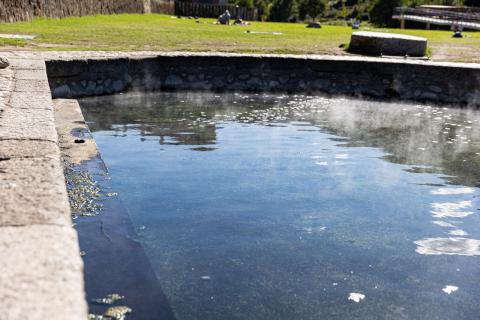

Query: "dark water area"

xmin=79 ymin=92 xmax=480 ymax=320
xmin=69 ymin=156 xmax=176 ymax=320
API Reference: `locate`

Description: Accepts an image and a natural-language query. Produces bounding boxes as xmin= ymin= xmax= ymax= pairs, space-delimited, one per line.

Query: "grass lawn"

xmin=0 ymin=14 xmax=478 ymax=62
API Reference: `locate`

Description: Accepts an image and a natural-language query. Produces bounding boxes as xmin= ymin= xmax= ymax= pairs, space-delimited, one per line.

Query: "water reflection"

xmin=81 ymin=92 xmax=480 ymax=186
xmin=79 ymin=92 xmax=480 ymax=320
xmin=415 ymin=238 xmax=480 ymax=256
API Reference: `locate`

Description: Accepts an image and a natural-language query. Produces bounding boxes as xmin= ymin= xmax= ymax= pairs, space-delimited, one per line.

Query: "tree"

xmin=299 ymin=0 xmax=326 ymax=21
xmin=254 ymin=0 xmax=271 ymax=20
xmin=269 ymin=0 xmax=299 ymax=22
xmin=369 ymin=0 xmax=402 ymax=27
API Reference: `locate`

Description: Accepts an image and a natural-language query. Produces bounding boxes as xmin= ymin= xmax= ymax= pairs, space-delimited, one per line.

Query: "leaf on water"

xmin=442 ymin=285 xmax=458 ymax=294
xmin=92 ymin=293 xmax=125 ymax=305
xmin=348 ymin=292 xmax=365 ymax=303
xmin=104 ymin=306 xmax=132 ymax=320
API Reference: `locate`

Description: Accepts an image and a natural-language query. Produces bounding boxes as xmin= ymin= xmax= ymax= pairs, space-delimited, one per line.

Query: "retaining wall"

xmin=46 ymin=53 xmax=480 ymax=106
xmin=0 ymin=0 xmax=162 ymax=22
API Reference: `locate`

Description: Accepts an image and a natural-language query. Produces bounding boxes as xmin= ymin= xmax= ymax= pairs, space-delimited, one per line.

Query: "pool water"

xmin=79 ymin=92 xmax=480 ymax=320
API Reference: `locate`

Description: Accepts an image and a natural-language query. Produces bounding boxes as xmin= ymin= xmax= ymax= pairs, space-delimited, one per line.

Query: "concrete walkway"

xmin=0 ymin=55 xmax=87 ymax=319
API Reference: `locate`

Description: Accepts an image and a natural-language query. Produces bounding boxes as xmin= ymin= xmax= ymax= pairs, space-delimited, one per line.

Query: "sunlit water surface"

xmin=80 ymin=92 xmax=480 ymax=320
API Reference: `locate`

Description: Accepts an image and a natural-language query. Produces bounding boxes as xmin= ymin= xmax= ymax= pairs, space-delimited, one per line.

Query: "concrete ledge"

xmin=0 ymin=139 xmax=59 ymax=159
xmin=0 ymin=55 xmax=87 ymax=319
xmin=0 ymin=107 xmax=58 ymax=141
xmin=0 ymin=225 xmax=86 ymax=320
xmin=0 ymin=157 xmax=71 ymax=226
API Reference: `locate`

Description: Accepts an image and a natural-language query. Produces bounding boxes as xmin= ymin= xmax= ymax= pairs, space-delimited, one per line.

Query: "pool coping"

xmin=0 ymin=51 xmax=479 ymax=318
xmin=0 ymin=54 xmax=88 ymax=319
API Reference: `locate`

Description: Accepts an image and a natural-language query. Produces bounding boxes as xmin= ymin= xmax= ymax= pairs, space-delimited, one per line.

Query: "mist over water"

xmin=80 ymin=92 xmax=480 ymax=320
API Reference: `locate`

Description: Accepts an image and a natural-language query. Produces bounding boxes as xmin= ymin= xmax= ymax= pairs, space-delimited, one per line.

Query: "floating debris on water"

xmin=442 ymin=285 xmax=459 ymax=294
xmin=92 ymin=293 xmax=125 ymax=305
xmin=104 ymin=306 xmax=132 ymax=320
xmin=348 ymin=292 xmax=365 ymax=303
xmin=64 ymin=163 xmax=102 ymax=218
xmin=81 ymin=213 xmax=97 ymax=217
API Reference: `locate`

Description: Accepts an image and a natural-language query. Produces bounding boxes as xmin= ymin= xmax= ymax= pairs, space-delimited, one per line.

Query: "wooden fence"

xmin=175 ymin=2 xmax=258 ymax=21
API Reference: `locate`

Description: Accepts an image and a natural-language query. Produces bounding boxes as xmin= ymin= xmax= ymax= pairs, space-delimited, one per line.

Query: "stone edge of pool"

xmin=0 ymin=51 xmax=479 ymax=318
xmin=43 ymin=51 xmax=480 ymax=106
xmin=0 ymin=55 xmax=88 ymax=319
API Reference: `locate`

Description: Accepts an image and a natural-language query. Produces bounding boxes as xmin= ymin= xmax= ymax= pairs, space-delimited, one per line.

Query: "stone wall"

xmin=46 ymin=53 xmax=480 ymax=107
xmin=0 ymin=0 xmax=148 ymax=23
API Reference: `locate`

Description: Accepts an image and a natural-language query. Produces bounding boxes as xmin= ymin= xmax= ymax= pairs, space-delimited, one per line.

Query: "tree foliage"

xmin=268 ymin=0 xmax=299 ymax=22
xmin=261 ymin=0 xmax=478 ymax=24
xmin=465 ymin=0 xmax=480 ymax=5
xmin=232 ymin=0 xmax=255 ymax=8
xmin=369 ymin=0 xmax=402 ymax=26
xmin=299 ymin=0 xmax=326 ymax=20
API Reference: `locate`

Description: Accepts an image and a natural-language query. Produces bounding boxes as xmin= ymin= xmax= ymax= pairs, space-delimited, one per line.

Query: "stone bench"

xmin=349 ymin=31 xmax=427 ymax=57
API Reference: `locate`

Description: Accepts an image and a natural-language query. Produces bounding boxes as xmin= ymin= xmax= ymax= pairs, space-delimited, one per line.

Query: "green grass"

xmin=0 ymin=14 xmax=478 ymax=62
xmin=0 ymin=37 xmax=26 ymax=47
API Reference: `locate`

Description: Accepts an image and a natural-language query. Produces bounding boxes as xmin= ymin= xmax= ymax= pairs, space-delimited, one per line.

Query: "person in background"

xmin=217 ymin=10 xmax=231 ymax=25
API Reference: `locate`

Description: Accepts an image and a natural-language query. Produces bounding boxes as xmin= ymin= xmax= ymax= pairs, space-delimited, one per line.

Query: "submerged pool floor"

xmin=79 ymin=92 xmax=480 ymax=320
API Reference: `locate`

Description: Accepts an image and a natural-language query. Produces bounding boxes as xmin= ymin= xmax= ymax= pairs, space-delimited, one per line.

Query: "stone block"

xmin=8 ymin=91 xmax=53 ymax=110
xmin=0 ymin=157 xmax=71 ymax=227
xmin=349 ymin=31 xmax=427 ymax=57
xmin=0 ymin=107 xmax=58 ymax=141
xmin=0 ymin=225 xmax=87 ymax=320
xmin=14 ymin=68 xmax=48 ymax=81
xmin=0 ymin=139 xmax=58 ymax=159
xmin=8 ymin=58 xmax=45 ymax=70
xmin=14 ymin=78 xmax=51 ymax=93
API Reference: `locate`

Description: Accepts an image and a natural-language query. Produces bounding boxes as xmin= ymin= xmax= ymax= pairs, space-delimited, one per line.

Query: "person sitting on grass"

xmin=233 ymin=16 xmax=250 ymax=25
xmin=216 ymin=10 xmax=231 ymax=25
